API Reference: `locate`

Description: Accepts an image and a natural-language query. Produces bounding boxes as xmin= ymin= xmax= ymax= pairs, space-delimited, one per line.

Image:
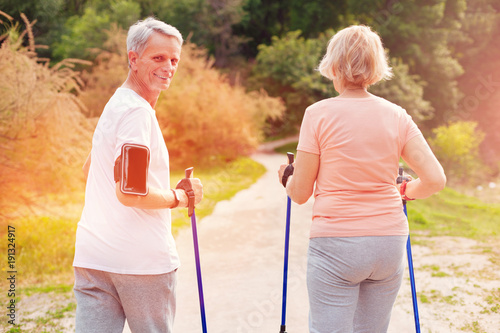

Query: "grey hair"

xmin=126 ymin=17 xmax=183 ymax=56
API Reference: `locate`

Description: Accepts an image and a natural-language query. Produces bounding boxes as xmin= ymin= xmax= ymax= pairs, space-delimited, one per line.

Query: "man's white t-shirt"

xmin=73 ymin=87 xmax=180 ymax=274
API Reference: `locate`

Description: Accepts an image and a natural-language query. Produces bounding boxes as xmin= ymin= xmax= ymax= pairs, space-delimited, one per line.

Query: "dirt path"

xmin=10 ymin=150 xmax=499 ymax=332
xmin=170 ymin=151 xmax=500 ymax=333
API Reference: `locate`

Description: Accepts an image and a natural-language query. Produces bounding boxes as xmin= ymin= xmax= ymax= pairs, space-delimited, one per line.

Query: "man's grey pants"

xmin=307 ymin=236 xmax=407 ymax=333
xmin=74 ymin=267 xmax=177 ymax=333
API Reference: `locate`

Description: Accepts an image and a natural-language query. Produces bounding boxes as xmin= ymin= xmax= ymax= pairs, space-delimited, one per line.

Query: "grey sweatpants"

xmin=307 ymin=236 xmax=407 ymax=333
xmin=74 ymin=267 xmax=177 ymax=333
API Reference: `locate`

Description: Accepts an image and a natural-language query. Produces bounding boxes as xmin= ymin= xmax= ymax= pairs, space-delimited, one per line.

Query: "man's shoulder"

xmin=105 ymin=88 xmax=152 ymax=116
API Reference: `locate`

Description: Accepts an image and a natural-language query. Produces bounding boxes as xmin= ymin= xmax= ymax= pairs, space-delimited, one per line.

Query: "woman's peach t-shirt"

xmin=297 ymin=95 xmax=422 ymax=238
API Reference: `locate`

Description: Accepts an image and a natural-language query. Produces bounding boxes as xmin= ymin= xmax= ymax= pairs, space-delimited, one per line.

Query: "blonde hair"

xmin=318 ymin=25 xmax=392 ymax=88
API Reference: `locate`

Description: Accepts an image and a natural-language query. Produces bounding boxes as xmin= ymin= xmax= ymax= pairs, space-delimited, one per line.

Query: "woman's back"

xmin=298 ymin=94 xmax=422 ymax=237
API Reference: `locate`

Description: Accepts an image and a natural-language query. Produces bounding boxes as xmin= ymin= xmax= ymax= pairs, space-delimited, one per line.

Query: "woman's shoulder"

xmin=370 ymin=94 xmax=406 ymax=111
xmin=305 ymin=94 xmax=408 ymax=118
xmin=305 ymin=97 xmax=338 ymax=113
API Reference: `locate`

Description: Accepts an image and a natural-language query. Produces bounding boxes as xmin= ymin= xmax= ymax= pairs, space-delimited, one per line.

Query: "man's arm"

xmin=115 ymin=178 xmax=203 ymax=210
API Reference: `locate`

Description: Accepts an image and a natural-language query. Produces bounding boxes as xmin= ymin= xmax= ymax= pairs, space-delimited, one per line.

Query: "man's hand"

xmin=175 ymin=178 xmax=203 ymax=207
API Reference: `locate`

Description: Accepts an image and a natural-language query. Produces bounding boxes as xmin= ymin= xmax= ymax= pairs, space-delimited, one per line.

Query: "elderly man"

xmin=73 ymin=17 xmax=203 ymax=333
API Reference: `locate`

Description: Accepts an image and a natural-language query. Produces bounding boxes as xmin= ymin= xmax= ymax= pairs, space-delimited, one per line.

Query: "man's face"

xmin=130 ymin=33 xmax=182 ymax=92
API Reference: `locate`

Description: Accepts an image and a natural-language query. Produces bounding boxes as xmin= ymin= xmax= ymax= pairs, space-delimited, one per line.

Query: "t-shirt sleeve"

xmin=114 ymin=107 xmax=152 ymax=160
xmin=400 ymin=109 xmax=423 ymax=150
xmin=297 ymin=108 xmax=320 ymax=155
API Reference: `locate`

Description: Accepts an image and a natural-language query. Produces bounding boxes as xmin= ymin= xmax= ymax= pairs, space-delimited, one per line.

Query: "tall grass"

xmin=407 ymin=187 xmax=500 ymax=239
xmin=0 ymin=15 xmax=280 ymax=287
xmin=0 ymin=157 xmax=265 ymax=287
xmin=0 ymin=13 xmax=93 ymax=221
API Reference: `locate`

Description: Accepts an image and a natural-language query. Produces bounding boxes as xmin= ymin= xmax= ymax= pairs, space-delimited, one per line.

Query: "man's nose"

xmin=163 ymin=61 xmax=174 ymax=72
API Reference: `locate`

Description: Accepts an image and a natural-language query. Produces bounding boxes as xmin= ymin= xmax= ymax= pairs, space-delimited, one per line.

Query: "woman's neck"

xmin=338 ymin=86 xmax=371 ymax=98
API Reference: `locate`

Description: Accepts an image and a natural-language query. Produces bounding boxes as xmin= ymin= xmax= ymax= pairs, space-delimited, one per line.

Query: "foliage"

xmin=156 ymin=43 xmax=284 ymax=169
xmin=250 ymin=30 xmax=333 ymax=134
xmin=51 ymin=0 xmax=140 ymax=61
xmin=0 ymin=0 xmax=66 ymax=37
xmin=147 ymin=0 xmax=247 ymax=68
xmin=234 ymin=0 xmax=348 ymax=57
xmin=455 ymin=0 xmax=500 ymax=169
xmin=345 ymin=0 xmax=481 ymax=129
xmin=251 ymin=29 xmax=434 ymax=135
xmin=0 ymin=13 xmax=93 ymax=220
xmin=51 ymin=6 xmax=111 ymax=60
xmin=428 ymin=121 xmax=486 ymax=183
xmin=137 ymin=0 xmax=205 ymax=41
xmin=233 ymin=0 xmax=292 ymax=57
xmin=288 ymin=0 xmax=346 ymax=38
xmin=369 ymin=58 xmax=433 ymax=123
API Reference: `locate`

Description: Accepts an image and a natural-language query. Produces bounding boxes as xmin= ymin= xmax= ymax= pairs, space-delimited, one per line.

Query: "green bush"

xmin=429 ymin=121 xmax=485 ymax=183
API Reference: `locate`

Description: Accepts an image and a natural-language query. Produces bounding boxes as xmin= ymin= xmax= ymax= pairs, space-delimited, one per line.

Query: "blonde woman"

xmin=278 ymin=25 xmax=446 ymax=332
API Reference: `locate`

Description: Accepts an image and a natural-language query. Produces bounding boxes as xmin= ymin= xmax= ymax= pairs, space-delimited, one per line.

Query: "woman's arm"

xmin=401 ymin=135 xmax=447 ymax=199
xmin=279 ymin=150 xmax=319 ymax=205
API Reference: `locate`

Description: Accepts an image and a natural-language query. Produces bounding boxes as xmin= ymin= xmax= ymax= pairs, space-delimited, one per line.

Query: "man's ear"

xmin=128 ymin=50 xmax=139 ymax=70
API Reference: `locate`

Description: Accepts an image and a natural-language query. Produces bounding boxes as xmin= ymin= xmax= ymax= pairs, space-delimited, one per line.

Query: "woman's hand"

xmin=278 ymin=163 xmax=294 ymax=186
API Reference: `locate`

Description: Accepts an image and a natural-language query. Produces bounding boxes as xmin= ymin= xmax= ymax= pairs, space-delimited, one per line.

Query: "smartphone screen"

xmin=121 ymin=144 xmax=149 ymax=195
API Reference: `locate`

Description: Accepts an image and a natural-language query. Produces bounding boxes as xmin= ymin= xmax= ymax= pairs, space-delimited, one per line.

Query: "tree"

xmin=346 ymin=0 xmax=467 ymax=129
xmin=289 ymin=0 xmax=347 ymax=38
xmin=250 ymin=29 xmax=433 ymax=135
xmin=51 ymin=0 xmax=140 ymax=61
xmin=233 ymin=0 xmax=292 ymax=57
xmin=250 ymin=30 xmax=333 ymax=134
xmin=453 ymin=0 xmax=500 ymax=170
xmin=141 ymin=0 xmax=246 ymax=68
xmin=370 ymin=58 xmax=433 ymax=123
xmin=234 ymin=0 xmax=348 ymax=58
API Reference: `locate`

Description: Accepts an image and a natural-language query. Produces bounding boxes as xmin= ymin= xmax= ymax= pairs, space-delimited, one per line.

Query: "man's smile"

xmin=154 ymin=73 xmax=171 ymax=80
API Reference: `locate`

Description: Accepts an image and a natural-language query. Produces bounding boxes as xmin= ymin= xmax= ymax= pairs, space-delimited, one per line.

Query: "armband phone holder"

xmin=114 ymin=143 xmax=150 ymax=196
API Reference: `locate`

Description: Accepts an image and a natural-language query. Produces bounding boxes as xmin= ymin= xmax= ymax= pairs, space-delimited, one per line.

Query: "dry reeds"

xmin=78 ymin=28 xmax=284 ymax=169
xmin=158 ymin=43 xmax=284 ymax=169
xmin=0 ymin=13 xmax=93 ymax=219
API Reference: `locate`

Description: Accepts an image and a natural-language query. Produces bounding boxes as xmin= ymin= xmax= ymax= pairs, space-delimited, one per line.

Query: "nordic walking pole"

xmin=177 ymin=167 xmax=207 ymax=333
xmin=280 ymin=152 xmax=294 ymax=333
xmin=397 ymin=167 xmax=421 ymax=333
